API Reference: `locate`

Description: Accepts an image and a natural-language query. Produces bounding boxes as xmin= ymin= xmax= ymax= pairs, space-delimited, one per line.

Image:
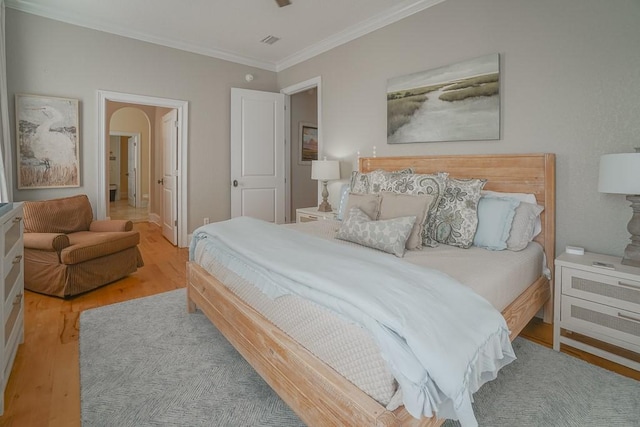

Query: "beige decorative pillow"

xmin=344 ymin=193 xmax=381 ymax=221
xmin=379 ymin=192 xmax=434 ymax=250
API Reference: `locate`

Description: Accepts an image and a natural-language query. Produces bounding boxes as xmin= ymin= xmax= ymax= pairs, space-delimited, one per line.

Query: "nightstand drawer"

xmin=561 ymin=267 xmax=640 ymax=314
xmin=560 ymin=295 xmax=640 ymax=353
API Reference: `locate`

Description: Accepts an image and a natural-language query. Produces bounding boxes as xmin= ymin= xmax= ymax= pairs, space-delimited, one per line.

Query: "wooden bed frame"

xmin=187 ymin=153 xmax=556 ymax=426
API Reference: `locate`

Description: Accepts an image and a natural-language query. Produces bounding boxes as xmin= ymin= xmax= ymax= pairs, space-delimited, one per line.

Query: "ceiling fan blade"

xmin=275 ymin=0 xmax=291 ymax=7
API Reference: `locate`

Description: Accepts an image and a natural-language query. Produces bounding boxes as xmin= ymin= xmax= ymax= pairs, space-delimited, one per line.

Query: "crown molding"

xmin=6 ymin=0 xmax=446 ymax=73
xmin=5 ymin=0 xmax=278 ymax=71
xmin=275 ymin=0 xmax=447 ymax=71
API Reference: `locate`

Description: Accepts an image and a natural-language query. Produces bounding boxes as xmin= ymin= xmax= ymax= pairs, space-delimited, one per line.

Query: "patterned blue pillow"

xmin=336 ymin=208 xmax=416 ymax=257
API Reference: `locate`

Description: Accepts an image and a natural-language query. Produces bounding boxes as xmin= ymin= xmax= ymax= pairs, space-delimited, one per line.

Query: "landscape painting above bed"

xmin=387 ymin=53 xmax=500 ymax=143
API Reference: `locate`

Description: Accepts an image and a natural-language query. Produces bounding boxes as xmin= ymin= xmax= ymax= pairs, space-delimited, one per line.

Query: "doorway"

xmin=108 ymin=132 xmax=149 ymax=222
xmin=281 ymin=77 xmax=322 ymax=222
xmin=97 ymin=90 xmax=189 ymax=247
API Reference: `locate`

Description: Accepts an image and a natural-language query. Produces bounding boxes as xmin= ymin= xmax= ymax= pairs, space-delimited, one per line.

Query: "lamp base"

xmin=621 ymin=195 xmax=640 ymax=268
xmin=318 ymin=201 xmax=333 ymax=212
xmin=317 ymin=180 xmax=333 ymax=212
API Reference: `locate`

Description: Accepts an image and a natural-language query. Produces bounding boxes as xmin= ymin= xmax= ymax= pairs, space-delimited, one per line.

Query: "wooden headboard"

xmin=359 ymin=153 xmax=556 ymax=276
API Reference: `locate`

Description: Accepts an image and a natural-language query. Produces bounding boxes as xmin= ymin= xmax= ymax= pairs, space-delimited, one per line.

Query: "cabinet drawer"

xmin=3 ymin=256 xmax=22 ymax=302
xmin=561 ymin=267 xmax=640 ymax=314
xmin=299 ymin=215 xmax=318 ymax=223
xmin=3 ymin=215 xmax=22 ymax=257
xmin=560 ymin=295 xmax=640 ymax=354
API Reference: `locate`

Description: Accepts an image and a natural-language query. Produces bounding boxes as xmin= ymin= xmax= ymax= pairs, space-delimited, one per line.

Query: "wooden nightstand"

xmin=295 ymin=207 xmax=338 ymax=223
xmin=554 ymin=251 xmax=640 ymax=371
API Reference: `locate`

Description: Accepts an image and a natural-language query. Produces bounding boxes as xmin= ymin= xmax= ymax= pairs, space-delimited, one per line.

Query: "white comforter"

xmin=191 ymin=217 xmax=516 ymax=426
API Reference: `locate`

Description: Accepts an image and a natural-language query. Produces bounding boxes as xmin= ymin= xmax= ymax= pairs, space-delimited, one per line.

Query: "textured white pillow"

xmin=336 ymin=208 xmax=416 ymax=257
xmin=507 ymin=202 xmax=544 ymax=251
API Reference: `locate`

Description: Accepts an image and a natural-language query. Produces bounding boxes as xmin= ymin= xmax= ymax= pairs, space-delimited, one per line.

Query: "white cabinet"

xmin=0 ymin=203 xmax=24 ymax=415
xmin=295 ymin=207 xmax=337 ymax=223
xmin=554 ymin=251 xmax=640 ymax=371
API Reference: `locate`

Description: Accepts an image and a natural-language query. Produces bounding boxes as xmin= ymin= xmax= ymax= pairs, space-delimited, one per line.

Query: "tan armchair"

xmin=23 ymin=194 xmax=144 ymax=297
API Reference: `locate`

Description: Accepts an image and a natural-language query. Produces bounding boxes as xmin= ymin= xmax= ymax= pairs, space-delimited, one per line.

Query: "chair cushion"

xmin=61 ymin=231 xmax=140 ymax=265
xmin=24 ymin=195 xmax=93 ymax=234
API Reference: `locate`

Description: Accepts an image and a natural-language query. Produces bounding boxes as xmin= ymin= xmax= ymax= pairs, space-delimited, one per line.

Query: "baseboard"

xmin=149 ymin=213 xmax=161 ymax=226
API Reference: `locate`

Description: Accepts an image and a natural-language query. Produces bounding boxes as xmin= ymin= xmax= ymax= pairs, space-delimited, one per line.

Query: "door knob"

xmin=158 ymin=178 xmax=164 ymax=185
xmin=233 ymin=180 xmax=238 ymax=187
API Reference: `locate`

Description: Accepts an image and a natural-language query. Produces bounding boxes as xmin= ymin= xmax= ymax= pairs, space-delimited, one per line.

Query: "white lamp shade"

xmin=598 ymin=153 xmax=640 ymax=195
xmin=311 ymin=160 xmax=340 ymax=181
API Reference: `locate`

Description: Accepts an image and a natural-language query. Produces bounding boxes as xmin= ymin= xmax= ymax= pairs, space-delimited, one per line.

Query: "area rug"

xmin=80 ymin=289 xmax=639 ymax=427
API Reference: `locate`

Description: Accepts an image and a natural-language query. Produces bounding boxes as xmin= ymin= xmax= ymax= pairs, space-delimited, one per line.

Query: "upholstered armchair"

xmin=23 ymin=194 xmax=144 ymax=297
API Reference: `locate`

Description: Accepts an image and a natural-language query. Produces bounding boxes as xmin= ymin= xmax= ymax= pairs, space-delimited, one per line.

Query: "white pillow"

xmin=481 ymin=190 xmax=542 ymax=238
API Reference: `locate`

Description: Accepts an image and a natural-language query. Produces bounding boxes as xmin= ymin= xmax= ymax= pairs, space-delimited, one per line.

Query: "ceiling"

xmin=6 ymin=0 xmax=446 ymax=72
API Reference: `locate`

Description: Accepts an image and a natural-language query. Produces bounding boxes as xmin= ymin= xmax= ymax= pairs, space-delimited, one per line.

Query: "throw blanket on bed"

xmin=190 ymin=217 xmax=516 ymax=427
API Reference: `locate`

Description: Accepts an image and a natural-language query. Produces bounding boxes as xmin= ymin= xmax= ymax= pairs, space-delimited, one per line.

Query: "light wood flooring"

xmin=0 ymin=223 xmax=637 ymax=426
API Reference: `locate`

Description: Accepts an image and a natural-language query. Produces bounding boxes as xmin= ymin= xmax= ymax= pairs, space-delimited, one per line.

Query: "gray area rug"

xmin=80 ymin=289 xmax=640 ymax=427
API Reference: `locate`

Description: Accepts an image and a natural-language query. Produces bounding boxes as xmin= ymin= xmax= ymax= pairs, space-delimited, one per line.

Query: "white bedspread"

xmin=191 ymin=217 xmax=516 ymax=426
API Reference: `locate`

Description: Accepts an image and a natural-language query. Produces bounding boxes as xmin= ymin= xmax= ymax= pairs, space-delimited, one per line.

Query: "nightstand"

xmin=554 ymin=252 xmax=640 ymax=371
xmin=295 ymin=207 xmax=337 ymax=223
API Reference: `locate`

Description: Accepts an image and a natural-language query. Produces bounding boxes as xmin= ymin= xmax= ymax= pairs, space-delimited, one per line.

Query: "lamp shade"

xmin=598 ymin=153 xmax=640 ymax=195
xmin=311 ymin=160 xmax=340 ymax=181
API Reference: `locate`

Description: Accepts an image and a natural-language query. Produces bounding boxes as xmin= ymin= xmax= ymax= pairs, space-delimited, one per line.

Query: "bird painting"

xmin=16 ymin=95 xmax=79 ymax=188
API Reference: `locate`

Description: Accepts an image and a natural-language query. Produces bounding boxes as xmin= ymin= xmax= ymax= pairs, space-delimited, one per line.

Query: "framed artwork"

xmin=387 ymin=53 xmax=500 ymax=143
xmin=15 ymin=94 xmax=80 ymax=189
xmin=299 ymin=122 xmax=318 ymax=165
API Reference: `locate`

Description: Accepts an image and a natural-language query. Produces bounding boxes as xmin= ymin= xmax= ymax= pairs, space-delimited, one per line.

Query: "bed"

xmin=186 ymin=153 xmax=556 ymax=426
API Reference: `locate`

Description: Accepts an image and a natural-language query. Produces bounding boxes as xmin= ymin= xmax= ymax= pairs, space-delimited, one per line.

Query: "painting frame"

xmin=15 ymin=93 xmax=80 ymax=189
xmin=298 ymin=122 xmax=318 ymax=165
xmin=387 ymin=53 xmax=500 ymax=144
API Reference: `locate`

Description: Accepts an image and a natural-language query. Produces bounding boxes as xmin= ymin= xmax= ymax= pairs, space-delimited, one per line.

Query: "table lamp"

xmin=311 ymin=159 xmax=340 ymax=212
xmin=598 ymin=150 xmax=640 ymax=267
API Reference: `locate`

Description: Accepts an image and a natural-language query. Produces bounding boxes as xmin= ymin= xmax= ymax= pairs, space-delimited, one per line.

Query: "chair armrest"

xmin=24 ymin=232 xmax=70 ymax=252
xmin=90 ymin=220 xmax=133 ymax=232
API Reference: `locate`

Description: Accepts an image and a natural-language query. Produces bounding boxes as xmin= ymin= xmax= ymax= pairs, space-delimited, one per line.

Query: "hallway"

xmin=109 ymin=198 xmax=149 ymax=222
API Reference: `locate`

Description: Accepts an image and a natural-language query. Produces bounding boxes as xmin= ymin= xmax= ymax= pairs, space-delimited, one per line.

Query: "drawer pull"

xmin=13 ymin=293 xmax=23 ymax=306
xmin=12 ymin=216 xmax=22 ymax=223
xmin=618 ymin=312 xmax=640 ymax=324
xmin=12 ymin=255 xmax=23 ymax=264
xmin=616 ymin=280 xmax=640 ymax=291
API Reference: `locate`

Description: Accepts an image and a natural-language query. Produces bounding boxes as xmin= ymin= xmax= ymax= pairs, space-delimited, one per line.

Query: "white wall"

xmin=277 ymin=0 xmax=640 ymax=258
xmin=6 ymin=9 xmax=278 ymax=232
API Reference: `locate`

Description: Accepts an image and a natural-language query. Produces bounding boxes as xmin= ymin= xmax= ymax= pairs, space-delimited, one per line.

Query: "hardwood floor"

xmin=0 ymin=223 xmax=636 ymax=426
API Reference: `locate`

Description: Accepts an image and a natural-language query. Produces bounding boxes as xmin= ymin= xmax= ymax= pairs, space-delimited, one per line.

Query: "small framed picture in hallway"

xmin=387 ymin=53 xmax=500 ymax=144
xmin=15 ymin=93 xmax=80 ymax=189
xmin=299 ymin=122 xmax=318 ymax=165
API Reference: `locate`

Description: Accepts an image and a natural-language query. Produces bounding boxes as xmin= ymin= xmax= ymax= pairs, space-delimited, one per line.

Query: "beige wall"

xmin=277 ymin=0 xmax=640 ymax=258
xmin=7 ymin=1 xmax=640 ymax=257
xmin=290 ymin=89 xmax=318 ymax=219
xmin=6 ymin=9 xmax=278 ymax=231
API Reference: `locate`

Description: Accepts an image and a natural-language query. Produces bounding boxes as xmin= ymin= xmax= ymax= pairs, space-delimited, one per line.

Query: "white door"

xmin=127 ymin=137 xmax=137 ymax=207
xmin=161 ymin=110 xmax=178 ymax=245
xmin=230 ymin=88 xmax=285 ymax=223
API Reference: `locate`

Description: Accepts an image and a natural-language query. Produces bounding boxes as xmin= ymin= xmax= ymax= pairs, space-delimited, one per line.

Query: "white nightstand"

xmin=554 ymin=251 xmax=640 ymax=371
xmin=295 ymin=207 xmax=338 ymax=223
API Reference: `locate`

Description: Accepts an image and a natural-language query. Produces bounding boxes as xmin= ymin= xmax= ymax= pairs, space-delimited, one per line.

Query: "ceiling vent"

xmin=260 ymin=35 xmax=281 ymax=45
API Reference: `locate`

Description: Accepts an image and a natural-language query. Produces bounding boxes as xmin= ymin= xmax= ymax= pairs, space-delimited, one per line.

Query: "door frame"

xmin=97 ymin=90 xmax=189 ymax=247
xmin=280 ymin=76 xmax=322 ymax=220
xmin=109 ymin=131 xmax=141 ymax=206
